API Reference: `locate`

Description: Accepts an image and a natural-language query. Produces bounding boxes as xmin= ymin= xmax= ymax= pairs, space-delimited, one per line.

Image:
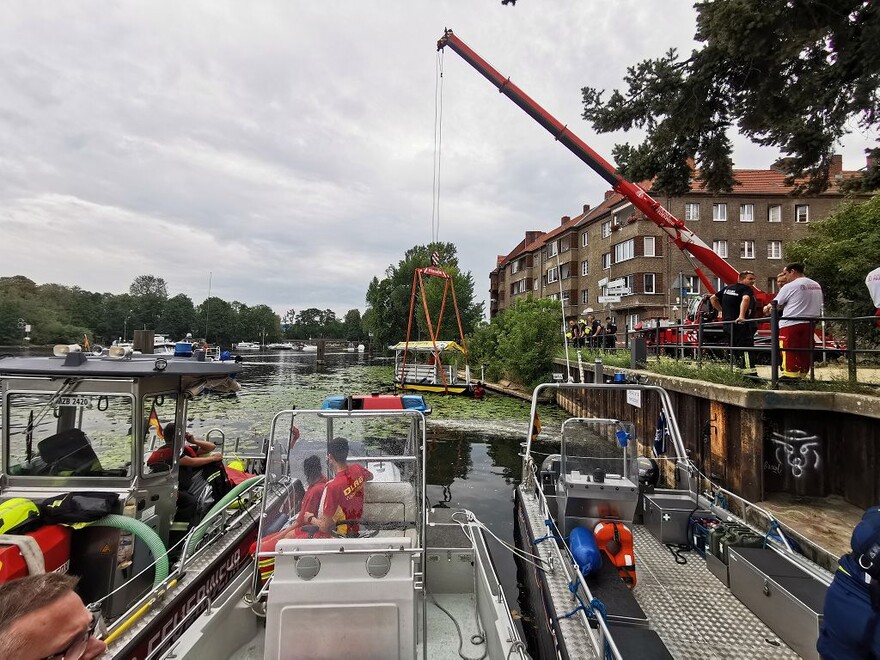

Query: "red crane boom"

xmin=437 ymin=29 xmax=771 ymax=306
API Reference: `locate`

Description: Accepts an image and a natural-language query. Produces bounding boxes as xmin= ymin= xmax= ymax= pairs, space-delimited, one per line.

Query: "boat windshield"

xmin=560 ymin=418 xmax=638 ymax=484
xmin=253 ymin=408 xmax=425 ymax=591
xmin=5 ymin=392 xmax=133 ymax=478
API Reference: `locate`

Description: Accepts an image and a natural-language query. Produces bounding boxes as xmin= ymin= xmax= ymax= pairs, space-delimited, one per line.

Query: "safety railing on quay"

xmin=568 ymin=308 xmax=880 ymax=390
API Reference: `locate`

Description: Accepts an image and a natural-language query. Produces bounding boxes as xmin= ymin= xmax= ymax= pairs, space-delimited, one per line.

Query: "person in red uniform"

xmin=289 ymin=455 xmax=328 ymax=539
xmin=253 ymin=454 xmax=328 ymax=584
xmin=312 ymin=436 xmax=373 ymax=537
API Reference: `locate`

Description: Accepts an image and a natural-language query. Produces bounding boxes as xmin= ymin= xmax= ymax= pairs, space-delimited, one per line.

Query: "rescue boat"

xmin=515 ymin=381 xmax=836 ymax=659
xmin=0 ymin=345 xmax=276 ymax=659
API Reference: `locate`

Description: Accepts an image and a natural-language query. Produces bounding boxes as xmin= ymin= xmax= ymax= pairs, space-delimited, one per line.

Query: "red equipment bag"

xmin=594 ymin=521 xmax=637 ymax=587
xmin=0 ymin=524 xmax=72 ymax=582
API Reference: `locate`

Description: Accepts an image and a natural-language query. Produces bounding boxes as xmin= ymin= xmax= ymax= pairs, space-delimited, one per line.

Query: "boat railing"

xmin=526 ymin=458 xmax=624 ymax=660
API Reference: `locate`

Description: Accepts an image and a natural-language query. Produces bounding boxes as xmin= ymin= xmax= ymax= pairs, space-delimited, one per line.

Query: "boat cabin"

xmin=0 ymin=347 xmax=261 ymax=647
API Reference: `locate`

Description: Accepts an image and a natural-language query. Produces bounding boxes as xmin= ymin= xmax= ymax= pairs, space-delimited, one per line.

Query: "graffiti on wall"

xmin=767 ymin=429 xmax=821 ymax=479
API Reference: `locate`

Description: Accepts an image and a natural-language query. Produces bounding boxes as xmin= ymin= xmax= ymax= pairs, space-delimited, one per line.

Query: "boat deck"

xmin=519 ymin=487 xmax=799 ymax=659
xmin=631 ymin=526 xmax=796 ymax=659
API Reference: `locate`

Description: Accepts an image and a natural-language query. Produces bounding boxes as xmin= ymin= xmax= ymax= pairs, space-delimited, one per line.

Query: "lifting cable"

xmin=432 ymin=50 xmax=445 ymax=244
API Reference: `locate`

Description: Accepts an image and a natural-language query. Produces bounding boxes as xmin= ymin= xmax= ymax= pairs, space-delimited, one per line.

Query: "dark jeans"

xmin=724 ymin=322 xmax=756 ymax=371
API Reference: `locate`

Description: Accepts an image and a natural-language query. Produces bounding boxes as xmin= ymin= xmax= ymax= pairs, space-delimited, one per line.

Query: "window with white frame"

xmin=713 ymin=203 xmax=727 ymax=221
xmin=768 ymin=240 xmax=783 ymax=259
xmin=602 ymin=252 xmax=611 ymax=269
xmin=511 ymin=260 xmax=520 ymax=275
xmin=644 ymin=273 xmax=656 ymax=294
xmin=623 ymin=275 xmax=634 ymax=292
xmin=741 ymin=240 xmax=755 ymax=259
xmin=740 ymin=204 xmax=754 ymax=222
xmin=581 ymin=289 xmax=589 ymax=304
xmin=581 ymin=232 xmax=589 ymax=247
xmin=768 ymin=205 xmax=782 ymax=223
xmin=795 ymin=204 xmax=810 ymax=223
xmin=533 ymin=278 xmax=539 ymax=291
xmin=511 ymin=280 xmax=527 ymax=295
xmin=547 ymin=240 xmax=558 ymax=257
xmin=768 ymin=277 xmax=778 ymax=294
xmin=561 ymin=291 xmax=570 ymax=305
xmin=685 ymin=203 xmax=700 ymax=221
xmin=626 ymin=313 xmax=640 ymax=331
xmin=715 ymin=277 xmax=723 ymax=292
xmin=601 ymin=221 xmax=612 ymax=238
xmin=712 ymin=240 xmax=728 ymax=258
xmin=644 ymin=236 xmax=656 ymax=256
xmin=684 ymin=275 xmax=701 ymax=295
xmin=614 ymin=239 xmax=635 ymax=263
xmin=546 ymin=266 xmax=559 ymax=283
xmin=581 ymin=260 xmax=589 ymax=276
xmin=560 ymin=262 xmax=571 ymax=279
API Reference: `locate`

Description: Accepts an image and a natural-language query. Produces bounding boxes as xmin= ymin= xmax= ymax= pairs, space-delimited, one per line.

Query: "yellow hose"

xmin=105 ymin=578 xmax=178 ymax=646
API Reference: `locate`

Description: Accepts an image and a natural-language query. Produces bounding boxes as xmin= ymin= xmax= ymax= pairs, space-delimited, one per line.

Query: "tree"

xmin=364 ymin=243 xmax=484 ymax=350
xmin=581 ymin=0 xmax=880 ymax=196
xmin=785 ymin=196 xmax=880 ymax=326
xmin=342 ymin=309 xmax=363 ymax=341
xmin=161 ymin=294 xmax=196 ymax=340
xmin=129 ymin=275 xmax=168 ymax=299
xmin=468 ymin=297 xmax=561 ymax=388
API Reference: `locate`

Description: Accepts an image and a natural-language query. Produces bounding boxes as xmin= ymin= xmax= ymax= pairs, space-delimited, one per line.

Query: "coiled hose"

xmin=91 ymin=514 xmax=168 ymax=588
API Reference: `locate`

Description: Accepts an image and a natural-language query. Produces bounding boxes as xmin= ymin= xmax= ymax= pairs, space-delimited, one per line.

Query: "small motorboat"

xmin=321 ymin=392 xmax=432 ymax=415
xmin=515 ymin=381 xmax=834 ymax=659
xmin=266 ymin=342 xmax=296 ymax=350
xmin=155 ymin=404 xmax=527 ymax=659
xmin=233 ymin=341 xmax=261 ymax=351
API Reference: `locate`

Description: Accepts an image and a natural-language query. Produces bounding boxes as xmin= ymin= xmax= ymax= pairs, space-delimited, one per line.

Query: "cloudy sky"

xmin=0 ymin=2 xmax=872 ymax=319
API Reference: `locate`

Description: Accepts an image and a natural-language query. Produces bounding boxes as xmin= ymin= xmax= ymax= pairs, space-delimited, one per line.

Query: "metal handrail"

xmin=525 ymin=460 xmax=623 ymax=660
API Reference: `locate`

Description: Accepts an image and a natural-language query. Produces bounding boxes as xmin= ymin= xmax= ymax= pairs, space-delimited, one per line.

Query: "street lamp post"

xmin=124 ymin=310 xmax=133 ymax=343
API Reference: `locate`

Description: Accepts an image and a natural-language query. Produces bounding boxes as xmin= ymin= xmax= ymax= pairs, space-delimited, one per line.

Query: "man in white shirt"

xmin=867 ymin=266 xmax=880 ymax=327
xmin=762 ymin=263 xmax=823 ymax=378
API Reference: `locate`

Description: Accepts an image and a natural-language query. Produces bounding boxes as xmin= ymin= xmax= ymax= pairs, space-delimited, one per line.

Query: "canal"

xmin=182 ymin=349 xmax=568 ymax=629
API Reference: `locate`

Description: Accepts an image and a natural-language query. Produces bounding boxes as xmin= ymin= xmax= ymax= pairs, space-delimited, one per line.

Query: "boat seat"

xmin=38 ymin=429 xmax=102 ymax=475
xmin=362 ymin=481 xmax=418 ymax=541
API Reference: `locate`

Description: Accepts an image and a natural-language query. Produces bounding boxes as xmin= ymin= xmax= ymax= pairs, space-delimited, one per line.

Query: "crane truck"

xmin=436 ymin=29 xmax=842 ymax=358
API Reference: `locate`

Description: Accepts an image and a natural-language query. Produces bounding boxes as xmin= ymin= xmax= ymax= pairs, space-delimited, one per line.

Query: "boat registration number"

xmin=56 ymin=396 xmax=93 ymax=408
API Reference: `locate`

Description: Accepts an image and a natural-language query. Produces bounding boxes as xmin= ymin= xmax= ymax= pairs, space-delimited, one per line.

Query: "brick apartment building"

xmin=489 ymin=155 xmax=871 ymax=330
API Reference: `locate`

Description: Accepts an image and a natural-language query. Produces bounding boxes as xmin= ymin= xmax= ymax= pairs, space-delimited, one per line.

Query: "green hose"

xmin=185 ymin=476 xmax=264 ymax=557
xmin=92 ymin=514 xmax=169 ymax=588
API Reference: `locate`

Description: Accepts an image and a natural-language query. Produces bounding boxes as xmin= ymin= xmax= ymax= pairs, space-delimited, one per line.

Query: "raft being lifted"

xmin=392 ymin=264 xmax=474 ymax=396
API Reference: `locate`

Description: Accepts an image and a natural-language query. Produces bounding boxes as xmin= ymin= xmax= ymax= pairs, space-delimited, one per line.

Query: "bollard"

xmin=631 ymin=337 xmax=647 ymax=369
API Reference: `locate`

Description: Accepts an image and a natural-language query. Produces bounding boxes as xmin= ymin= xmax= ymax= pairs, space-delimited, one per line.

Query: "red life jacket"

xmin=593 ymin=521 xmax=636 ymax=587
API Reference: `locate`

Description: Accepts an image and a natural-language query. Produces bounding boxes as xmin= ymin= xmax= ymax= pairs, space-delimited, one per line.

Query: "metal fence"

xmin=607 ymin=305 xmax=880 ymax=389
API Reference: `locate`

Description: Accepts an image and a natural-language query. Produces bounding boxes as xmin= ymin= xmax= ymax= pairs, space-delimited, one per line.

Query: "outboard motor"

xmin=634 ymin=457 xmax=660 ymax=524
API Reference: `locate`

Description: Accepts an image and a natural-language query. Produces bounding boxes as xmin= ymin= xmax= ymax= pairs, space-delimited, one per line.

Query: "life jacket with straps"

xmin=594 ymin=520 xmax=636 ymax=587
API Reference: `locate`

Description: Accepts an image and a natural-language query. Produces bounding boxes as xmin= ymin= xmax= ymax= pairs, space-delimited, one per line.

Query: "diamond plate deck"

xmin=632 ymin=526 xmax=798 ymax=660
xmin=519 ymin=485 xmax=602 ymax=659
xmin=519 ymin=486 xmax=801 ymax=659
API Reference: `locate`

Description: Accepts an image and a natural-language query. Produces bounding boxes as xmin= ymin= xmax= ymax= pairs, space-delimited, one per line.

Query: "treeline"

xmin=0 ymin=274 xmax=366 ymax=347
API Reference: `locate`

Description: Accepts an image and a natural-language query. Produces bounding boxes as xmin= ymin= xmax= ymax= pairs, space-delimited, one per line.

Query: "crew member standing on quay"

xmin=710 ymin=270 xmax=758 ymax=376
xmin=867 ymin=266 xmax=880 ymax=326
xmin=763 ymin=262 xmax=823 ymax=379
